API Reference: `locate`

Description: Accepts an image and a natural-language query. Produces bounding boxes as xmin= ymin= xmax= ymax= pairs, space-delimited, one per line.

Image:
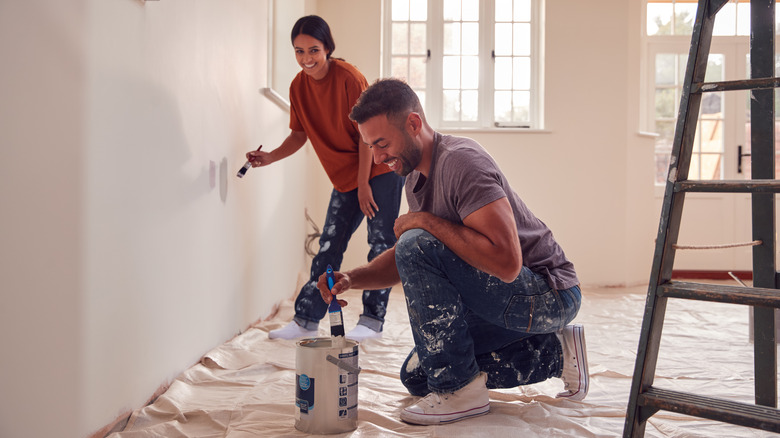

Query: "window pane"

xmin=704 ymin=54 xmax=724 ymax=82
xmin=443 ymin=90 xmax=460 ymax=121
xmin=700 ymin=120 xmax=723 ymax=153
xmin=513 ymin=23 xmax=530 ymax=56
xmin=496 ymin=0 xmax=512 ymax=22
xmin=513 ymin=57 xmax=530 ymax=90
xmin=689 ymin=153 xmax=701 ymax=179
xmin=674 ymin=3 xmax=696 ymax=35
xmin=513 ymin=90 xmax=530 ymax=122
xmin=647 ymin=3 xmax=673 ymax=36
xmin=655 ymin=120 xmax=675 ymax=185
xmin=692 ymin=123 xmax=701 ymax=153
xmin=410 ymin=23 xmax=427 ymax=55
xmin=444 ymin=23 xmax=461 ymax=55
xmin=655 ymin=54 xmax=675 ymax=85
xmin=462 ymin=90 xmax=478 ymax=121
xmin=737 ymin=2 xmax=750 ymax=36
xmin=443 ymin=56 xmax=461 ymax=88
xmin=700 ymin=92 xmax=722 ymax=118
xmin=656 ymin=153 xmax=672 ymax=184
xmin=713 ymin=3 xmax=736 ymax=36
xmin=495 ymin=91 xmax=512 ymax=122
xmin=392 ymin=23 xmax=409 ymax=55
xmin=392 ymin=57 xmax=409 ymax=79
xmin=416 ymin=91 xmax=426 ymax=112
xmin=655 ymin=88 xmax=677 ymax=119
xmin=495 ymin=23 xmax=512 ymax=56
xmin=678 ymin=54 xmax=687 ymax=83
xmin=392 ymin=0 xmax=409 ymax=21
xmin=655 ymin=120 xmax=676 ymax=150
xmin=462 ymin=23 xmax=479 ymax=55
xmin=444 ymin=0 xmax=460 ymax=21
xmin=409 ymin=57 xmax=426 ymax=88
xmin=410 ymin=0 xmax=427 ymax=21
xmin=462 ymin=0 xmax=479 ymax=21
xmin=514 ymin=0 xmax=531 ymax=22
xmin=700 ymin=153 xmax=722 ymax=180
xmin=462 ymin=56 xmax=479 ymax=89
xmin=495 ymin=58 xmax=512 ymax=89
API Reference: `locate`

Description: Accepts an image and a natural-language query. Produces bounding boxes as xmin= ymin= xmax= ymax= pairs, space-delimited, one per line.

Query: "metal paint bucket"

xmin=294 ymin=337 xmax=360 ymax=434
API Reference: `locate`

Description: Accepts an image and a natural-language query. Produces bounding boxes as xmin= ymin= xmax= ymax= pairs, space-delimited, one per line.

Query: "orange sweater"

xmin=289 ymin=59 xmax=391 ymax=193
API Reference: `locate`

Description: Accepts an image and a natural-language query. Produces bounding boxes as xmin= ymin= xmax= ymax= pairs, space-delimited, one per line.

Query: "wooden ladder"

xmin=623 ymin=0 xmax=780 ymax=435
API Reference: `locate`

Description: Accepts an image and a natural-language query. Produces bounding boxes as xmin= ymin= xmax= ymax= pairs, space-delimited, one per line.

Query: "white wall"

xmin=0 ymin=1 xmax=307 ymax=436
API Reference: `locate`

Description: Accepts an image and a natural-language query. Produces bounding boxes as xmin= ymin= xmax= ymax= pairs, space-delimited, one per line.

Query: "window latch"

xmin=737 ymin=145 xmax=751 ymax=174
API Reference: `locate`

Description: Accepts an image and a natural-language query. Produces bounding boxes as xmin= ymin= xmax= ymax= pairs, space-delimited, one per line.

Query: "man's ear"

xmin=407 ymin=112 xmax=423 ymax=136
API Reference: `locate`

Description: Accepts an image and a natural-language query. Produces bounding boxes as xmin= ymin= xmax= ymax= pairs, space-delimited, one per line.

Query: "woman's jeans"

xmin=395 ymin=228 xmax=581 ymax=395
xmin=293 ymin=172 xmax=404 ymax=331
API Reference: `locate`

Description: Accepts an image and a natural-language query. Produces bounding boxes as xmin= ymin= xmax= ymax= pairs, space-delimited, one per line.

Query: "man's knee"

xmin=395 ymin=229 xmax=439 ymax=261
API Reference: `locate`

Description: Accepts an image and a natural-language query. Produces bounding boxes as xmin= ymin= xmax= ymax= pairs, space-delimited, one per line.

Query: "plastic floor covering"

xmin=109 ymin=282 xmax=780 ymax=437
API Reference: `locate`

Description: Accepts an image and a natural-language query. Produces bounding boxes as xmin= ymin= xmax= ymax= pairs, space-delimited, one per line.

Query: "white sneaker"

xmin=400 ymin=372 xmax=490 ymax=425
xmin=346 ymin=324 xmax=383 ymax=342
xmin=268 ymin=320 xmax=318 ymax=340
xmin=556 ymin=324 xmax=589 ymax=401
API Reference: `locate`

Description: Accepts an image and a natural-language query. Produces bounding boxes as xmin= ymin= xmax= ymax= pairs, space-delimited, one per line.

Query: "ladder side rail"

xmin=750 ymin=0 xmax=777 ymax=409
xmin=623 ymin=0 xmax=719 ymax=435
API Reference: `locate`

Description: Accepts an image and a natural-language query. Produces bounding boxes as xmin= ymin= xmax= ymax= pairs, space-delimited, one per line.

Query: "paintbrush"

xmin=326 ymin=264 xmax=346 ymax=348
xmin=237 ymin=145 xmax=262 ymax=178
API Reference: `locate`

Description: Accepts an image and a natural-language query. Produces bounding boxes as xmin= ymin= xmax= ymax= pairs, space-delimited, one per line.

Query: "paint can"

xmin=295 ymin=337 xmax=360 ymax=434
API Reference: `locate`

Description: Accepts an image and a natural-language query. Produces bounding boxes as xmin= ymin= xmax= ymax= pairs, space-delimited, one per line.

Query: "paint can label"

xmin=337 ymin=350 xmax=358 ymax=420
xmin=296 ymin=373 xmax=315 ymax=414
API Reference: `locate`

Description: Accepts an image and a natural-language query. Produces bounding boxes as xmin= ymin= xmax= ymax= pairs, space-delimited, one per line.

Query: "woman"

xmin=246 ymin=15 xmax=403 ymax=341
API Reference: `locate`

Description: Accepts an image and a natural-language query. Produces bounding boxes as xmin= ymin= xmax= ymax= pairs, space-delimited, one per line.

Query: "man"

xmin=319 ymin=78 xmax=587 ymax=425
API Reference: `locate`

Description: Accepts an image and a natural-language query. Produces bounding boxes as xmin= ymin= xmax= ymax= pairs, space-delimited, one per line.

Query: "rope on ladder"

xmin=672 ymin=240 xmax=762 ymax=250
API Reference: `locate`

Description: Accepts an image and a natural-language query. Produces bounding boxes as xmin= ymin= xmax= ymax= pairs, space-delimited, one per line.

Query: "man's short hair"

xmin=349 ymin=78 xmax=425 ymax=128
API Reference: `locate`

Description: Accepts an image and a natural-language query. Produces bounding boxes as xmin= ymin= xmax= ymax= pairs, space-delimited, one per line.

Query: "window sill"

xmin=439 ymin=127 xmax=552 ymax=135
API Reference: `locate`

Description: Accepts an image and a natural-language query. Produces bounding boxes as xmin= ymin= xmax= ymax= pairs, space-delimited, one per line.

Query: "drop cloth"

xmin=110 ymin=283 xmax=780 ymax=437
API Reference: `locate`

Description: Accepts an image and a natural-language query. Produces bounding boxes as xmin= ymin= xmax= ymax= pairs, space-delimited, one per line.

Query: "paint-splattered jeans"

xmin=293 ymin=171 xmax=404 ymax=332
xmin=395 ymin=228 xmax=581 ymax=395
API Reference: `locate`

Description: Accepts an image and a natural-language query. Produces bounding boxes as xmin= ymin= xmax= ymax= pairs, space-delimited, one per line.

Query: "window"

xmin=645 ymin=0 xmax=780 ymax=185
xmin=652 ymin=52 xmax=725 ymax=183
xmin=384 ymin=0 xmax=543 ymax=129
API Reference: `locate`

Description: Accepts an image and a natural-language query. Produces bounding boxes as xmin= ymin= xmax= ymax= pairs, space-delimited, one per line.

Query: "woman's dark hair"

xmin=291 ymin=15 xmax=336 ymax=59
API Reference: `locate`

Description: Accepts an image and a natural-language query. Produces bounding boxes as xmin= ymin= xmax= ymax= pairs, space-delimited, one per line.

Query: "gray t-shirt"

xmin=405 ymin=133 xmax=579 ymax=290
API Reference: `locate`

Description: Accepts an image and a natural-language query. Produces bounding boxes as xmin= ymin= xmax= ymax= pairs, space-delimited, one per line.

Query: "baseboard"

xmin=671 ymin=270 xmax=753 ymax=281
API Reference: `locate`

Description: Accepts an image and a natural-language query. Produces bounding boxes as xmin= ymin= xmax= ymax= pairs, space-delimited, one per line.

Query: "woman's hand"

xmin=246 ymin=146 xmax=276 ymax=167
xmin=358 ymin=184 xmax=379 ymax=219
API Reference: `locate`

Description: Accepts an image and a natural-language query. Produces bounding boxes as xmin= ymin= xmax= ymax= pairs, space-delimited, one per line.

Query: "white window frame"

xmin=381 ymin=0 xmax=545 ymax=130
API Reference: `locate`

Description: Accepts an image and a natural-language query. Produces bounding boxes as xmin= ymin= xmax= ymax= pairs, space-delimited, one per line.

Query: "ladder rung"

xmin=638 ymin=387 xmax=780 ymax=433
xmin=659 ymin=281 xmax=780 ymax=308
xmin=693 ymin=77 xmax=780 ymax=93
xmin=674 ymin=180 xmax=780 ymax=193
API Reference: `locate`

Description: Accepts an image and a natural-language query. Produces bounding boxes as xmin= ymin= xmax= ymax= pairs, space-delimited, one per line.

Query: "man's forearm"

xmin=346 ymin=246 xmax=401 ymax=290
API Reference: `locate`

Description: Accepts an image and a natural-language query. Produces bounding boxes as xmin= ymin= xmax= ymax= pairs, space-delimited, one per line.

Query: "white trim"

xmin=261 ymin=88 xmax=290 ymax=111
xmin=440 ymin=128 xmax=551 ymax=135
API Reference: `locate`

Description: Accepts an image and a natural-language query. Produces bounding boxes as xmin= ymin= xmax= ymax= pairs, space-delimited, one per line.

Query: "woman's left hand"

xmin=358 ymin=184 xmax=378 ymax=219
